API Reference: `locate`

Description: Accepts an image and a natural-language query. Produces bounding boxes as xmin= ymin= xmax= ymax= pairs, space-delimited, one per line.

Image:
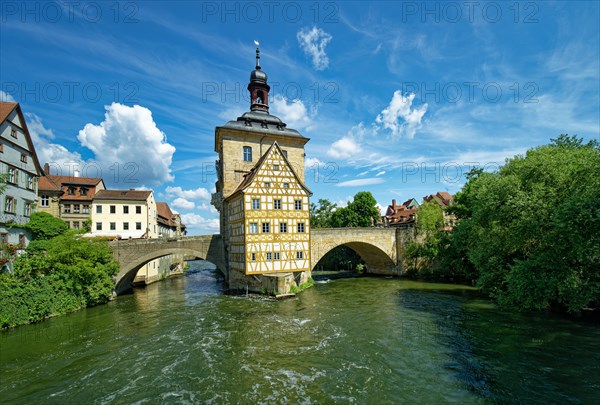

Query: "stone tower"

xmin=211 ymin=44 xmax=312 ymax=293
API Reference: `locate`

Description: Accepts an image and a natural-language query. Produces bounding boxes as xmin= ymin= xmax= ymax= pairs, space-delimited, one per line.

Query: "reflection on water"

xmin=0 ymin=260 xmax=598 ymax=404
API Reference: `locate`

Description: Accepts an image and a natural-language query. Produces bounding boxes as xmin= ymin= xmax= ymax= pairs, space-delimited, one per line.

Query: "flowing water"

xmin=1 ymin=261 xmax=598 ymax=404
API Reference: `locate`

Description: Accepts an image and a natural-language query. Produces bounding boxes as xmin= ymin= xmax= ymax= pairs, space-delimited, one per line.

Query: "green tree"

xmin=444 ymin=135 xmax=600 ymax=312
xmin=22 ymin=212 xmax=68 ymax=240
xmin=328 ymin=192 xmax=380 ymax=228
xmin=404 ymin=201 xmax=444 ymax=274
xmin=347 ymin=192 xmax=380 ymax=227
xmin=310 ymin=199 xmax=337 ymax=228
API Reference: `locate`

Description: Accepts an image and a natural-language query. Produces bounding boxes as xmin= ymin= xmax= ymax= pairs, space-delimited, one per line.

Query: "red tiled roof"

xmin=95 ymin=190 xmax=152 ymax=201
xmin=38 ymin=176 xmax=62 ymax=192
xmin=0 ymin=102 xmax=17 ymax=123
xmin=46 ymin=175 xmax=103 ymax=186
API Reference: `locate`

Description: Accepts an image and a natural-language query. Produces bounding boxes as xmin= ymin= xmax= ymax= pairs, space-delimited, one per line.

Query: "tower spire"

xmin=248 ymin=40 xmax=270 ymax=113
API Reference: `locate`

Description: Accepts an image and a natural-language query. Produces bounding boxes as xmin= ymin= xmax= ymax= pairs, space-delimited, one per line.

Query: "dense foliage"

xmin=442 ymin=135 xmax=600 ymax=312
xmin=0 ymin=233 xmax=119 ymax=328
xmin=404 ymin=201 xmax=444 ymax=274
xmin=21 ymin=212 xmax=68 ymax=240
xmin=311 ymin=192 xmax=380 ymax=228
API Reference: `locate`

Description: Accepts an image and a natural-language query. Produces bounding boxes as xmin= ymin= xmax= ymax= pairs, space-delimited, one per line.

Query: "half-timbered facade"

xmin=225 ymin=142 xmax=311 ymax=275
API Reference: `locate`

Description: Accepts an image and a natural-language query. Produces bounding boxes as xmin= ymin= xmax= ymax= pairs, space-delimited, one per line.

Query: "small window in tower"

xmin=251 ymin=253 xmax=256 ymax=261
xmin=273 ymin=164 xmax=279 ymax=171
xmin=264 ymin=182 xmax=270 ymax=188
xmin=243 ymin=146 xmax=252 ymax=162
xmin=283 ymin=183 xmax=289 ymax=189
xmin=282 ymin=150 xmax=288 ymax=158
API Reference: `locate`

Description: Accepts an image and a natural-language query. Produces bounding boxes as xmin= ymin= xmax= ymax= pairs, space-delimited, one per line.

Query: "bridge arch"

xmin=310 ymin=228 xmax=399 ymax=275
xmin=111 ymin=235 xmax=225 ymax=295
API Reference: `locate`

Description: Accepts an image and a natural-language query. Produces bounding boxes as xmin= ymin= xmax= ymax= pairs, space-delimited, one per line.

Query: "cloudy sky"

xmin=1 ymin=1 xmax=598 ymax=234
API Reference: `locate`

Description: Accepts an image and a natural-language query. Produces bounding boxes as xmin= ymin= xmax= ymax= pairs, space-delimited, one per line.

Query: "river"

xmin=1 ymin=261 xmax=598 ymax=404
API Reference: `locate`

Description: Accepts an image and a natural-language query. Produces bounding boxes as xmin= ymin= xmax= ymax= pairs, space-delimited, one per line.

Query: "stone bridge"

xmin=110 ymin=235 xmax=226 ymax=294
xmin=110 ymin=228 xmax=413 ymax=294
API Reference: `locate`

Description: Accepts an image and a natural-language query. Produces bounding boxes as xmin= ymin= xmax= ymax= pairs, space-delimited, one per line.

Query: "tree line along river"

xmin=0 ymin=260 xmax=598 ymax=404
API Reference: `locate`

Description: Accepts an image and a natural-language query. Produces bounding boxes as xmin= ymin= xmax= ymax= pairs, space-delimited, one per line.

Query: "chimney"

xmin=73 ymin=169 xmax=80 ymax=177
xmin=392 ymin=199 xmax=396 ymax=207
xmin=44 ymin=163 xmax=50 ymax=175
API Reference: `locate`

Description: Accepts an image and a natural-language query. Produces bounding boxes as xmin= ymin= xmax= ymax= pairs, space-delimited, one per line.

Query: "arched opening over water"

xmin=312 ymin=242 xmax=396 ymax=276
xmin=115 ymin=248 xmax=227 ymax=295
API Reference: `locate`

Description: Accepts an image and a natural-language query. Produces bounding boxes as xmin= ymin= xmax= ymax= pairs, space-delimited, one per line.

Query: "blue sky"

xmin=1 ymin=1 xmax=599 ymax=234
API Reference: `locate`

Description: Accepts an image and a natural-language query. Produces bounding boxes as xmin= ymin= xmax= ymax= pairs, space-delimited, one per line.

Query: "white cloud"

xmin=376 ymin=203 xmax=386 ymax=216
xmin=181 ymin=213 xmax=220 ymax=234
xmin=375 ymin=171 xmax=386 ymax=176
xmin=171 ymin=197 xmax=195 ymax=211
xmin=271 ymin=95 xmax=310 ymax=128
xmin=165 ymin=186 xmax=211 ymax=201
xmin=375 ymin=91 xmax=428 ymax=139
xmin=305 ymin=157 xmax=324 ymax=169
xmin=0 ymin=90 xmax=15 ymax=102
xmin=335 ymin=178 xmax=385 ymax=187
xmin=78 ymin=103 xmax=176 ymax=187
xmin=26 ymin=113 xmax=86 ymax=173
xmin=297 ymin=26 xmax=333 ymax=70
xmin=327 ymin=136 xmax=361 ymax=159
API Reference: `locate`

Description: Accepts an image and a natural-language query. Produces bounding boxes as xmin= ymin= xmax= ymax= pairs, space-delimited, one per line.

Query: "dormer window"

xmin=68 ymin=187 xmax=76 ymax=195
xmin=20 ymin=154 xmax=27 ymax=163
xmin=80 ymin=187 xmax=88 ymax=196
xmin=10 ymin=128 xmax=17 ymax=138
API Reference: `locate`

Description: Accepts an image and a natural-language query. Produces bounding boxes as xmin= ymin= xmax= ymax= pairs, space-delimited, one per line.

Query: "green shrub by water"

xmin=0 ymin=233 xmax=119 ymax=328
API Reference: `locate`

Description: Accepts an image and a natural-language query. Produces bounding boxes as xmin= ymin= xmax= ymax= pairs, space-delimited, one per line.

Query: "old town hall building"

xmin=211 ymin=45 xmax=312 ymax=290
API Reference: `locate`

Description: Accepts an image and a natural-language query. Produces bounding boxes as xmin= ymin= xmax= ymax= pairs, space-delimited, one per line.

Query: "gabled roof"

xmin=0 ymin=102 xmax=43 ymax=176
xmin=0 ymin=102 xmax=18 ymax=123
xmin=38 ymin=175 xmax=62 ymax=192
xmin=156 ymin=202 xmax=173 ymax=220
xmin=95 ymin=189 xmax=152 ymax=201
xmin=225 ymin=141 xmax=312 ymax=201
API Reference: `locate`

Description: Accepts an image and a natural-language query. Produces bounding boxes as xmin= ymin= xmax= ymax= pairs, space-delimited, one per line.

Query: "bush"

xmin=0 ymin=233 xmax=119 ymax=328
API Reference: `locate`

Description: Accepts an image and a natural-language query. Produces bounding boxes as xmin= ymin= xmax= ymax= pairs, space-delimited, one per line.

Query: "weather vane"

xmin=254 ymin=40 xmax=261 ymax=69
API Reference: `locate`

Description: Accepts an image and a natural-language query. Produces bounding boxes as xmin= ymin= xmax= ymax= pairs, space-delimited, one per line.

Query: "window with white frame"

xmin=252 ymin=199 xmax=260 ymax=209
xmin=249 ymin=223 xmax=258 ymax=234
xmin=297 ymin=223 xmax=305 ymax=233
xmin=41 ymin=195 xmax=49 ymax=207
xmin=274 ymin=199 xmax=281 ymax=209
xmin=296 ymin=251 xmax=304 ymax=259
xmin=279 ymin=223 xmax=287 ymax=233
xmin=243 ymin=146 xmax=252 ymax=162
xmin=262 ymin=222 xmax=270 ymax=233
